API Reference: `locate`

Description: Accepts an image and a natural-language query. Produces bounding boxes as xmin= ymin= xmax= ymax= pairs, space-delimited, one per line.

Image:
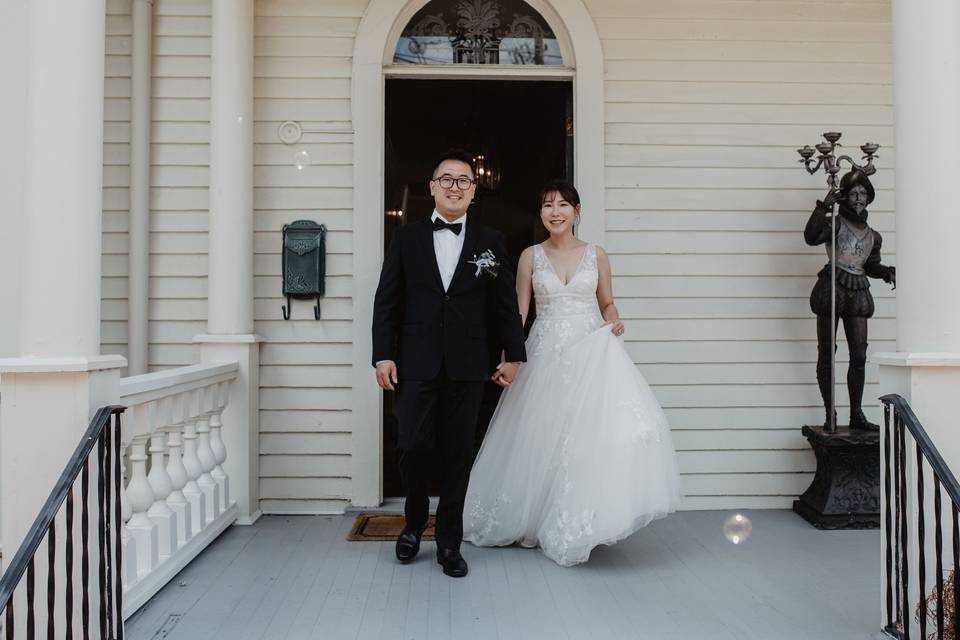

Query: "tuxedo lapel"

xmin=418 ymin=219 xmax=445 ymax=291
xmin=448 ymin=218 xmax=480 ymax=292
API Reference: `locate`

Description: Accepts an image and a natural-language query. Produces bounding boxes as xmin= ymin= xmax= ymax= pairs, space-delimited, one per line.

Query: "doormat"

xmin=347 ymin=513 xmax=436 ymax=541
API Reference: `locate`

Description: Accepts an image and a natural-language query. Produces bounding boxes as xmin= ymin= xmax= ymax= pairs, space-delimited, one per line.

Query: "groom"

xmin=372 ymin=149 xmax=526 ymax=577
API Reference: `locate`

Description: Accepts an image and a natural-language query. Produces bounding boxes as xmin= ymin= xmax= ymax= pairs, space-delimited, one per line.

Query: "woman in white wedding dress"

xmin=463 ymin=180 xmax=681 ymax=567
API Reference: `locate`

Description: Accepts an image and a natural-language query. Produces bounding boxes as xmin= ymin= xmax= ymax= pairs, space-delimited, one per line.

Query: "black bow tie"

xmin=432 ymin=218 xmax=463 ymax=235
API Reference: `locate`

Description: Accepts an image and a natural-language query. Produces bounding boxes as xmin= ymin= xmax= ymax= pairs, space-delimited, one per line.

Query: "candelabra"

xmin=797 ymin=131 xmax=879 ymax=189
xmin=796 ymin=132 xmax=880 ymax=432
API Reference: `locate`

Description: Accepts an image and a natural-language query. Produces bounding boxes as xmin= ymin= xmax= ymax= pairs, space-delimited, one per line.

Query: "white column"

xmin=208 ymin=0 xmax=254 ymax=335
xmin=878 ymin=0 xmax=960 ymax=450
xmin=878 ymin=4 xmax=960 ymax=635
xmin=0 ymin=0 xmax=28 ymax=358
xmin=19 ymin=0 xmax=105 ymax=356
xmin=128 ymin=0 xmax=154 ymax=375
xmin=195 ymin=0 xmax=261 ymax=525
xmin=0 ymin=0 xmax=127 ymax=559
xmin=890 ymin=0 xmax=960 ymax=353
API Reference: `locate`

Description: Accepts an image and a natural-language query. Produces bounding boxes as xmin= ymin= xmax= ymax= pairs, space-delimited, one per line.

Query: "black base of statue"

xmin=792 ymin=424 xmax=880 ymax=530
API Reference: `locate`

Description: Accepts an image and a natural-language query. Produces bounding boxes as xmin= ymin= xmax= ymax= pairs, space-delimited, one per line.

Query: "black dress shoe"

xmin=395 ymin=525 xmax=425 ymax=563
xmin=436 ymin=548 xmax=468 ymax=578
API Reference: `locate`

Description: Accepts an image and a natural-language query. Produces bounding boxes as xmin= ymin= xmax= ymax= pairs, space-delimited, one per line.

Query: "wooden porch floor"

xmin=125 ymin=510 xmax=880 ymax=640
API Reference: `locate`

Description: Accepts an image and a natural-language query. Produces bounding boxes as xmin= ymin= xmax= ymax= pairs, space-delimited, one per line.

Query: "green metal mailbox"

xmin=281 ymin=220 xmax=326 ymax=320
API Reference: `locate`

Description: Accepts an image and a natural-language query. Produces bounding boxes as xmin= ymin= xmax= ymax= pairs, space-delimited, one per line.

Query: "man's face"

xmin=846 ymin=184 xmax=869 ymax=217
xmin=429 ymin=159 xmax=476 ymax=219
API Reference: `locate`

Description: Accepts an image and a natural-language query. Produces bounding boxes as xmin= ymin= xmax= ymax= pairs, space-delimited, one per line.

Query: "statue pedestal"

xmin=793 ymin=425 xmax=880 ymax=530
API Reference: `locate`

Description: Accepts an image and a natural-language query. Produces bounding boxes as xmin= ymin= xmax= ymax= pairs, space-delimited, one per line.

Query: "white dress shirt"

xmin=431 ymin=210 xmax=467 ymax=292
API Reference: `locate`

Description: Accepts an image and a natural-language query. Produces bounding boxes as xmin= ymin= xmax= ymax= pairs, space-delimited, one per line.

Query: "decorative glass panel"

xmin=394 ymin=0 xmax=562 ymax=66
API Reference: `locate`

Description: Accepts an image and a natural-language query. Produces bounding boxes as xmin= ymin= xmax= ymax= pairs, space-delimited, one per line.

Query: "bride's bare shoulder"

xmin=518 ymin=246 xmax=535 ymax=269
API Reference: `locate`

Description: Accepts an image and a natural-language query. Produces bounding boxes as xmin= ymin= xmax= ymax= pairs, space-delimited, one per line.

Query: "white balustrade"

xmin=118 ymin=361 xmax=240 ymax=617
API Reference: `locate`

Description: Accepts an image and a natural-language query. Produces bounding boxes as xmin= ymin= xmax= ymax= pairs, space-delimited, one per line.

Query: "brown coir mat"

xmin=347 ymin=513 xmax=436 ymax=541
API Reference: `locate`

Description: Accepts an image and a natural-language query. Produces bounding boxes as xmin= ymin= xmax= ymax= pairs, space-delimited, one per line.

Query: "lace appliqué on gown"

xmin=467 ymin=492 xmax=512 ymax=540
xmin=616 ymin=400 xmax=664 ymax=446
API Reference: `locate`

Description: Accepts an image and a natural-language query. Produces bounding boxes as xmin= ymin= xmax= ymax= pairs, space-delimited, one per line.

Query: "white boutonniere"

xmin=468 ymin=249 xmax=499 ymax=278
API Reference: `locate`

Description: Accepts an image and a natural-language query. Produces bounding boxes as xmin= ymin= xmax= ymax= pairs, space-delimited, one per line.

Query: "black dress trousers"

xmin=394 ymin=368 xmax=484 ymax=551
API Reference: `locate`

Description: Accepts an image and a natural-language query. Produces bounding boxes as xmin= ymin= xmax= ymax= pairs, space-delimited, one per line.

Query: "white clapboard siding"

xmin=144 ymin=0 xmax=212 ymax=369
xmin=253 ymin=0 xmax=365 ymax=514
xmin=592 ymin=0 xmax=894 ymax=510
xmin=102 ymin=2 xmax=132 ymax=362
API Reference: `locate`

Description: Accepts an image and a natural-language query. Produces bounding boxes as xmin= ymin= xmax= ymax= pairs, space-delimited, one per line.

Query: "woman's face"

xmin=540 ymin=191 xmax=580 ymax=237
xmin=846 ymin=184 xmax=869 ymax=215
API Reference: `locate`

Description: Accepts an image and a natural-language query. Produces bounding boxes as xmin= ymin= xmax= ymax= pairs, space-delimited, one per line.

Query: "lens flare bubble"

xmin=294 ymin=149 xmax=311 ymax=171
xmin=723 ymin=513 xmax=752 ymax=545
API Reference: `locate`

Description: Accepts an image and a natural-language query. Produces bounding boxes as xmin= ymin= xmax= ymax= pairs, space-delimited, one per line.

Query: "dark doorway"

xmin=382 ymin=78 xmax=572 ymax=497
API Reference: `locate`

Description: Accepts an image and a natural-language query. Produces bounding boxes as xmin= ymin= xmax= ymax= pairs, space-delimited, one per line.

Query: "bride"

xmin=463 ymin=180 xmax=681 ymax=567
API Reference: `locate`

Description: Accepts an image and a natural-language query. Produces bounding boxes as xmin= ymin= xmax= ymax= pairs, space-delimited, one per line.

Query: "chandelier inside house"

xmin=473 ymin=152 xmax=501 ymax=190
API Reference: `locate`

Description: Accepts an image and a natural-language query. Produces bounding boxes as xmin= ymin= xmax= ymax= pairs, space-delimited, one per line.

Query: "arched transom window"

xmin=394 ymin=0 xmax=563 ymax=66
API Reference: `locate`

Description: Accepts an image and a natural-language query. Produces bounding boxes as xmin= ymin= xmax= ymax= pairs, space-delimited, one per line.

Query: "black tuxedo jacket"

xmin=372 ymin=218 xmax=527 ymax=381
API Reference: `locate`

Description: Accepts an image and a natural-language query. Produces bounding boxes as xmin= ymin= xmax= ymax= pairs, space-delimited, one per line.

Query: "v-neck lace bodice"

xmin=529 ymin=244 xmax=603 ymax=358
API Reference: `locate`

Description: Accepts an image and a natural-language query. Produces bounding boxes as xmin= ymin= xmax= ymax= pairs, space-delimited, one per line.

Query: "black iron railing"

xmin=0 ymin=406 xmax=125 ymax=639
xmin=882 ymin=394 xmax=960 ymax=640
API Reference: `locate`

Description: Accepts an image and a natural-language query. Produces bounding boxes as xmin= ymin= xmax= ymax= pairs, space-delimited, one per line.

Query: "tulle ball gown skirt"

xmin=463 ymin=324 xmax=681 ymax=567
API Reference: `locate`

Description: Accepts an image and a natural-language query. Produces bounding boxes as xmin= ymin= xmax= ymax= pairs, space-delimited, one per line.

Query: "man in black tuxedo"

xmin=372 ymin=149 xmax=526 ymax=577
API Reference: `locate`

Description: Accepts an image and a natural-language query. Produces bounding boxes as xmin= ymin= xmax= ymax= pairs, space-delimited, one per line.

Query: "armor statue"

xmin=804 ymin=169 xmax=895 ymax=430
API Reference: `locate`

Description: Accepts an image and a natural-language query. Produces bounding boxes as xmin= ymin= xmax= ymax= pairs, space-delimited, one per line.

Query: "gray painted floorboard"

xmin=125 ymin=510 xmax=881 ymax=640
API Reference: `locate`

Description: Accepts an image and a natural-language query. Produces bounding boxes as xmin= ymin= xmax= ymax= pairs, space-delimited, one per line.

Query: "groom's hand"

xmin=492 ymin=361 xmax=519 ymax=388
xmin=375 ymin=360 xmax=398 ymax=391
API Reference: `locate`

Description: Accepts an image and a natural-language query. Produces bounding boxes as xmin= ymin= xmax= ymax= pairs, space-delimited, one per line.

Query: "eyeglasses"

xmin=432 ymin=175 xmax=475 ymax=190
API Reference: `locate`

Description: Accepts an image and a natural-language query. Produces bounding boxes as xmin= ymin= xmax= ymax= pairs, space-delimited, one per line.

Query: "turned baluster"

xmin=119 ymin=431 xmax=138 ymax=590
xmin=196 ymin=384 xmax=220 ymax=520
xmin=181 ymin=388 xmax=208 ymax=535
xmin=125 ymin=431 xmax=159 ymax=578
xmin=209 ymin=380 xmax=230 ymax=509
xmin=162 ymin=394 xmax=192 ymax=545
xmin=145 ymin=397 xmax=178 ymax=560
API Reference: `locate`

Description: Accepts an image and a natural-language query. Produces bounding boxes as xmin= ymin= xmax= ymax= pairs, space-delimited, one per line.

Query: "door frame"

xmin=350 ymin=0 xmax=606 ymax=507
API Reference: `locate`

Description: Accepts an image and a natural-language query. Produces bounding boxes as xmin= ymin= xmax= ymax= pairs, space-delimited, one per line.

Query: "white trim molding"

xmin=349 ymin=0 xmax=605 ymax=507
xmin=872 ymin=352 xmax=960 ymax=368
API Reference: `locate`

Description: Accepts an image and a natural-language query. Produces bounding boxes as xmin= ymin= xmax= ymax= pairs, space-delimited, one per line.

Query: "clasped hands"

xmin=374 ymin=359 xmax=521 ymax=390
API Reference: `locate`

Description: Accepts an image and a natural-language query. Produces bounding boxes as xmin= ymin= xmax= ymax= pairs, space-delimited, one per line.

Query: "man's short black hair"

xmin=433 ymin=148 xmax=475 ymax=178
